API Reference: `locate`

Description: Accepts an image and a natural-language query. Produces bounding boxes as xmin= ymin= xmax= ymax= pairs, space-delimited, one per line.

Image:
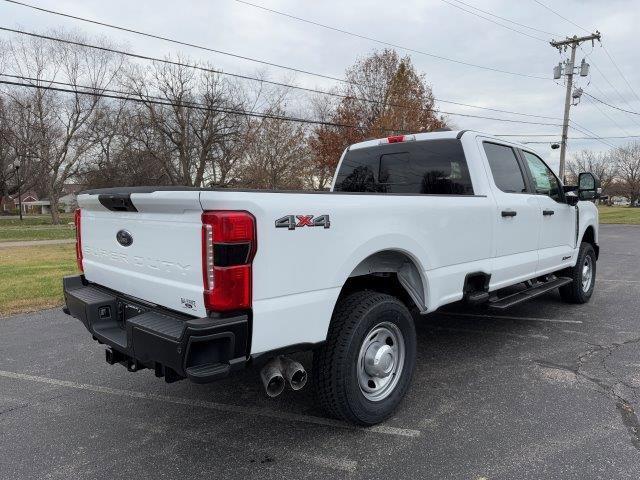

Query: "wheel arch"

xmin=581 ymin=224 xmax=599 ymax=259
xmin=339 ymin=248 xmax=429 ymax=313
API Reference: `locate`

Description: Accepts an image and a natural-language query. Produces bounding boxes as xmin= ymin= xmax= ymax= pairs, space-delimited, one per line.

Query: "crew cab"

xmin=63 ymin=130 xmax=600 ymax=425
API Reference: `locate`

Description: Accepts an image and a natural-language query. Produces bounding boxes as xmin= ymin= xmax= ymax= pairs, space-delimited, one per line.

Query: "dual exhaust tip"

xmin=260 ymin=356 xmax=307 ymax=397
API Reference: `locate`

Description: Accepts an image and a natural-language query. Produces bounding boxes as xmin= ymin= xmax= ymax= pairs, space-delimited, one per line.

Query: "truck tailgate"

xmin=78 ymin=190 xmax=206 ymax=317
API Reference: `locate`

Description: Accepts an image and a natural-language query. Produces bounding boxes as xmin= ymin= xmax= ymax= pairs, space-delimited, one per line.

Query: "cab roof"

xmin=347 ymin=130 xmax=530 ymax=151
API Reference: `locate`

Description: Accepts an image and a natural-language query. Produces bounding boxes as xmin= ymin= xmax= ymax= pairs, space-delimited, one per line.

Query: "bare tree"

xmin=80 ymin=99 xmax=172 ymax=188
xmin=611 ymin=142 xmax=640 ymax=206
xmin=2 ymin=31 xmax=124 ymax=223
xmin=567 ymin=149 xmax=617 ymax=195
xmin=124 ymin=58 xmax=243 ymax=187
xmin=237 ymin=108 xmax=310 ymax=190
xmin=0 ymin=97 xmax=15 ymax=208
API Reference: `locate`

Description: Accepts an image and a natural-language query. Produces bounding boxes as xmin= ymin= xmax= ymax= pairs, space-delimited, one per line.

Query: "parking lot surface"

xmin=1 ymin=224 xmax=640 ymax=479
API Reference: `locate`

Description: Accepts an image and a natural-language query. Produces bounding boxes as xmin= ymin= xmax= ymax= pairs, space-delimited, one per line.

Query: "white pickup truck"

xmin=63 ymin=130 xmax=600 ymax=425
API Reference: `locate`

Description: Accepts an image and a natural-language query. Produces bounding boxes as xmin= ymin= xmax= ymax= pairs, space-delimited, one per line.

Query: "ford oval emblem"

xmin=116 ymin=230 xmax=133 ymax=247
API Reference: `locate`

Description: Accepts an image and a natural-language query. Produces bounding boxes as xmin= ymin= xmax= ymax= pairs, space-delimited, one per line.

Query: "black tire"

xmin=312 ymin=290 xmax=417 ymax=425
xmin=559 ymin=242 xmax=597 ymax=304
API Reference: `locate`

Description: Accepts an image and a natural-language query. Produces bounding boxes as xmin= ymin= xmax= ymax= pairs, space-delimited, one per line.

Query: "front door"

xmin=481 ymin=141 xmax=541 ymax=289
xmin=520 ymin=150 xmax=576 ymax=274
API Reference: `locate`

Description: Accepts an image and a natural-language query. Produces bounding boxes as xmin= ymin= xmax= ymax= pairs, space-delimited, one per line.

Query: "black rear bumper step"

xmin=488 ymin=277 xmax=572 ymax=310
xmin=63 ymin=274 xmax=248 ymax=383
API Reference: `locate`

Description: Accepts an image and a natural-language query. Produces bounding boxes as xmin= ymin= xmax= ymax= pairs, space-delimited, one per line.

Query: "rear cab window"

xmin=333 ymin=139 xmax=474 ymax=195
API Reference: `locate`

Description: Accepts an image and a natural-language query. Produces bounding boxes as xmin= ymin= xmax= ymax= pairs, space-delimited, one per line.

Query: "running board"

xmin=488 ymin=277 xmax=572 ymax=310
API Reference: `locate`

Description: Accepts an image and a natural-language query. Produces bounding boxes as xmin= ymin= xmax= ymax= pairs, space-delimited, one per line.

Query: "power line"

xmin=1 ymin=72 xmax=259 ymax=114
xmin=435 ymin=98 xmax=559 ymax=120
xmin=532 ymin=0 xmax=591 ymax=34
xmin=582 ymin=92 xmax=632 ymax=137
xmin=534 ymin=2 xmax=640 ymax=153
xmin=496 ymin=133 xmax=640 ymax=140
xmin=232 ymin=0 xmax=549 ymax=79
xmin=0 ymin=78 xmax=376 ymax=129
xmin=0 ymin=75 xmax=565 ymax=129
xmin=601 ymin=45 xmax=640 ymax=104
xmin=536 ymin=0 xmax=640 ymax=113
xmin=0 ymin=27 xmax=561 ymax=120
xmin=582 ymin=91 xmax=640 ymax=116
xmin=583 ymin=49 xmax=640 ymax=128
xmin=437 ymin=0 xmax=639 ymax=150
xmin=1 ymin=0 xmax=350 ymax=85
xmin=437 ymin=0 xmax=547 ymax=42
xmin=568 ymin=121 xmax=616 ymax=149
xmin=0 ymin=28 xmax=566 ymax=127
xmin=445 ymin=0 xmax=558 ymax=36
xmin=4 ymin=0 xmax=551 ymax=81
xmin=495 ymin=133 xmax=560 ymax=137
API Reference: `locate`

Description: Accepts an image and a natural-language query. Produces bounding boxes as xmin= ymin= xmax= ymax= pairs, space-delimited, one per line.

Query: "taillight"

xmin=201 ymin=211 xmax=256 ymax=312
xmin=74 ymin=208 xmax=83 ymax=272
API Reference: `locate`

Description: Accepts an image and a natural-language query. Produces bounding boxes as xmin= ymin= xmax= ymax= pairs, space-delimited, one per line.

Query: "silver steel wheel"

xmin=357 ymin=321 xmax=405 ymax=402
xmin=581 ymin=255 xmax=594 ymax=292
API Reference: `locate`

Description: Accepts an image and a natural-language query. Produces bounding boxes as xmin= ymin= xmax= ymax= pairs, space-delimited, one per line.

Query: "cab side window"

xmin=522 ymin=151 xmax=563 ymax=202
xmin=482 ymin=142 xmax=527 ymax=193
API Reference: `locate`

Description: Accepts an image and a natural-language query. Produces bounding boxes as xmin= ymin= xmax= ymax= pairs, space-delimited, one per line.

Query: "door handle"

xmin=543 ymin=210 xmax=555 ymax=216
xmin=501 ymin=210 xmax=517 ymax=217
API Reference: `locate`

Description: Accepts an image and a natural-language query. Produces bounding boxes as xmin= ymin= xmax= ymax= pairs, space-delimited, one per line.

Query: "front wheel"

xmin=559 ymin=242 xmax=597 ymax=304
xmin=312 ymin=290 xmax=416 ymax=425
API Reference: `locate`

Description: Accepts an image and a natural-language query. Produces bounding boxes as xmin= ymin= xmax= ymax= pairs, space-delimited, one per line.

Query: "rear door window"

xmin=334 ymin=139 xmax=474 ymax=194
xmin=482 ymin=142 xmax=528 ymax=193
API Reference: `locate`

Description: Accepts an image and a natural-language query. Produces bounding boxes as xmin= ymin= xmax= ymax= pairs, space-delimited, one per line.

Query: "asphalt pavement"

xmin=1 ymin=224 xmax=639 ymax=479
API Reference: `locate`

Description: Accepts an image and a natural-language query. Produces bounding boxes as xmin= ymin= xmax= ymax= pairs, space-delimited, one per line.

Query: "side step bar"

xmin=488 ymin=277 xmax=572 ymax=310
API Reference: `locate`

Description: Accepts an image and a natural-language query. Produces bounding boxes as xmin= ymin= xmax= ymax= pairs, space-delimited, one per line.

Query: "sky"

xmin=3 ymin=0 xmax=640 ymax=171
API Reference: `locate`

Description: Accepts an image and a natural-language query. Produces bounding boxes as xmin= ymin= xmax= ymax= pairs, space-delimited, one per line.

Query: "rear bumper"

xmin=63 ymin=275 xmax=248 ymax=383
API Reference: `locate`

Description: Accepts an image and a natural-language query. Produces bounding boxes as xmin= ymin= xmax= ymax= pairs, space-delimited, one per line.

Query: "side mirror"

xmin=577 ymin=172 xmax=601 ymax=201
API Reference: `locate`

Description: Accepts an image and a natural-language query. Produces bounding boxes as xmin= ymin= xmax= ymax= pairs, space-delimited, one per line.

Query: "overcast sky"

xmin=4 ymin=0 xmax=640 ymax=170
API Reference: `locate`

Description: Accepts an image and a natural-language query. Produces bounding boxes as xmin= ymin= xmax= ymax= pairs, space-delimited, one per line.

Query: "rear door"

xmin=78 ymin=190 xmax=206 ymax=317
xmin=480 ymin=141 xmax=541 ymax=288
xmin=520 ymin=150 xmax=576 ymax=274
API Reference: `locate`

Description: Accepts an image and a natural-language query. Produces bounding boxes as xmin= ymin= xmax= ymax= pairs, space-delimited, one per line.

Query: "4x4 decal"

xmin=275 ymin=215 xmax=330 ymax=230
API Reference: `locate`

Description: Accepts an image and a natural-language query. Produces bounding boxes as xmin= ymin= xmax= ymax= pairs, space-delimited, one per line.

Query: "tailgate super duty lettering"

xmin=83 ymin=245 xmax=191 ymax=275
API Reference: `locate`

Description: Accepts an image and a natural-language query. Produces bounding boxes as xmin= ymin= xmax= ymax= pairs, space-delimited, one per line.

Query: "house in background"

xmin=0 ymin=191 xmax=40 ymax=214
xmin=0 ymin=184 xmax=83 ymax=215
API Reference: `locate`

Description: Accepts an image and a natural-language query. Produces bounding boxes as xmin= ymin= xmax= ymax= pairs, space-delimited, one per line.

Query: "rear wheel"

xmin=312 ymin=290 xmax=416 ymax=425
xmin=559 ymin=242 xmax=596 ymax=304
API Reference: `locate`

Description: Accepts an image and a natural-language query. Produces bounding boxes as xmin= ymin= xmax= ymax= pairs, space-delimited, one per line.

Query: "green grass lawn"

xmin=598 ymin=206 xmax=640 ymax=225
xmin=0 ymin=214 xmax=76 ymax=242
xmin=0 ymin=224 xmax=76 ymax=242
xmin=0 ymin=244 xmax=77 ymax=316
xmin=0 ymin=213 xmax=74 ymax=226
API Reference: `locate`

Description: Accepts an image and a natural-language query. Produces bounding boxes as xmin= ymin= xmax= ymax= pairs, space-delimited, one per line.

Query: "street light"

xmin=15 ymin=164 xmax=23 ymax=221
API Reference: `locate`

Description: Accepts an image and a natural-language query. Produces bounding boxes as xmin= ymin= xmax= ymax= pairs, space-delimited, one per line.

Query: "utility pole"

xmin=15 ymin=164 xmax=23 ymax=221
xmin=550 ymin=32 xmax=601 ymax=182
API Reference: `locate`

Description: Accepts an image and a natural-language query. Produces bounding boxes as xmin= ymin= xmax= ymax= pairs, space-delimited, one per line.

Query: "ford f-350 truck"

xmin=63 ymin=130 xmax=600 ymax=425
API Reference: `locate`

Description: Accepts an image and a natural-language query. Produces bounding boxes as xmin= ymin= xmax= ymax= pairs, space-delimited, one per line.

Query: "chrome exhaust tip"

xmin=281 ymin=357 xmax=307 ymax=391
xmin=260 ymin=357 xmax=286 ymax=397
